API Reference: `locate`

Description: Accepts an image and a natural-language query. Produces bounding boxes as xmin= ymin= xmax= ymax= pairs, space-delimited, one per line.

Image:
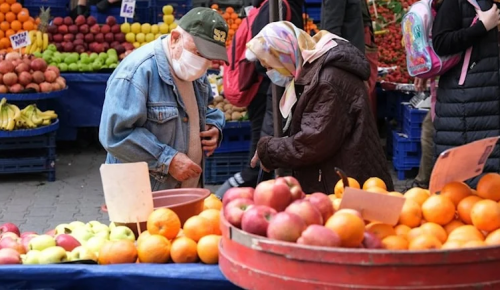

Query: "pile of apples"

xmin=0 ymin=220 xmax=136 ymax=265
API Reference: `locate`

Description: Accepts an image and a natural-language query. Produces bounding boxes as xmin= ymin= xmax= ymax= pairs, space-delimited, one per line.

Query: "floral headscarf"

xmin=246 ymin=21 xmax=347 ymax=119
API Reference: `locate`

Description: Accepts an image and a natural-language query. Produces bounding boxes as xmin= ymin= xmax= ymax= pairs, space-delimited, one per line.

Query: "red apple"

xmin=45 ymin=229 xmax=56 ymax=237
xmin=79 ymin=24 xmax=89 ymax=34
xmin=282 ymin=176 xmax=304 ymax=201
xmin=335 ymin=208 xmax=363 ymax=220
xmin=0 ymin=248 xmax=21 ymax=264
xmin=0 ymin=223 xmax=20 ymax=236
xmin=241 ymin=205 xmax=277 ymax=237
xmin=267 ymin=212 xmax=306 ymax=243
xmin=84 ymin=33 xmax=94 ymax=43
xmin=52 ymin=17 xmax=63 ymax=26
xmin=285 ymin=199 xmax=323 ymax=226
xmin=224 ymin=198 xmax=254 ymax=228
xmin=68 ymin=25 xmax=78 ymax=34
xmin=307 ymin=192 xmax=335 ymax=222
xmin=106 ymin=16 xmax=117 ymax=26
xmin=297 ymin=225 xmax=341 ymax=247
xmin=53 ymin=34 xmax=63 ymax=43
xmin=254 ymin=178 xmax=293 ymax=212
xmin=58 ymin=25 xmax=68 ymax=34
xmin=87 ymin=16 xmax=97 ymax=26
xmin=55 ymin=234 xmax=81 ymax=251
xmin=101 ymin=24 xmax=111 ymax=34
xmin=362 ymin=231 xmax=383 ymax=249
xmin=111 ymin=24 xmax=121 ymax=34
xmin=75 ymin=15 xmax=86 ymax=26
xmin=222 ymin=187 xmax=254 ymax=208
xmin=20 ymin=232 xmax=37 ymax=238
xmin=95 ymin=33 xmax=104 ymax=43
xmin=90 ymin=24 xmax=100 ymax=34
xmin=47 ymin=25 xmax=58 ymax=34
xmin=75 ymin=33 xmax=84 ymax=40
xmin=63 ymin=34 xmax=74 ymax=42
xmin=0 ymin=237 xmax=25 ymax=254
xmin=0 ymin=232 xmax=19 ymax=240
xmin=21 ymin=234 xmax=37 ymax=253
xmin=63 ymin=16 xmax=73 ymax=26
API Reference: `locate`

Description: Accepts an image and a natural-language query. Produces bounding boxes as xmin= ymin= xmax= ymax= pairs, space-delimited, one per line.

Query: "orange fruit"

xmin=440 ymin=181 xmax=471 ymax=206
xmin=0 ymin=3 xmax=9 ymax=14
xmin=457 ymin=195 xmax=483 ymax=224
xmin=404 ymin=187 xmax=430 ymax=206
xmin=470 ymin=199 xmax=500 ymax=232
xmin=442 ymin=240 xmax=464 ymax=249
xmin=444 ymin=220 xmax=465 ymax=235
xmin=334 ymin=177 xmax=360 ymax=198
xmin=0 ymin=30 xmax=4 ymax=39
xmin=226 ymin=7 xmax=234 ymax=13
xmin=10 ymin=3 xmax=20 ymax=14
xmin=332 ymin=198 xmax=341 ymax=211
xmin=406 ymin=227 xmax=424 ymax=241
xmin=5 ymin=12 xmax=15 ymax=23
xmin=477 ymin=173 xmax=500 ymax=201
xmin=448 ymin=225 xmax=485 ymax=242
xmin=365 ymin=222 xmax=396 ymax=241
xmin=204 ymin=197 xmax=222 ymax=210
xmin=394 ymin=224 xmax=411 ymax=238
xmin=366 ymin=186 xmax=388 ymax=194
xmin=197 ymin=234 xmax=221 ymax=264
xmin=5 ymin=28 xmax=13 ymax=37
xmin=5 ymin=0 xmax=14 ymax=5
xmin=170 ymin=236 xmax=198 ymax=263
xmin=22 ymin=20 xmax=33 ymax=31
xmin=362 ymin=177 xmax=387 ymax=190
xmin=98 ymin=240 xmax=138 ymax=265
xmin=136 ymin=231 xmax=151 ymax=246
xmin=0 ymin=13 xmax=4 ymax=23
xmin=485 ymin=228 xmax=500 ymax=246
xmin=10 ymin=19 xmax=19 ymax=31
xmin=137 ymin=234 xmax=171 ymax=263
xmin=211 ymin=4 xmax=218 ymax=9
xmin=408 ymin=234 xmax=442 ymax=250
xmin=0 ymin=21 xmax=9 ymax=31
xmin=222 ymin=12 xmax=230 ymax=20
xmin=420 ymin=222 xmax=447 ymax=243
xmin=183 ymin=215 xmax=214 ymax=242
xmin=471 ymin=189 xmax=478 ymax=195
xmin=381 ymin=235 xmax=409 ymax=250
xmin=387 ymin=191 xmax=404 ymax=197
xmin=325 ymin=212 xmax=365 ymax=247
xmin=421 ymin=195 xmax=456 ymax=225
xmin=199 ymin=209 xmax=222 ymax=235
xmin=398 ymin=199 xmax=422 ymax=228
xmin=0 ymin=37 xmax=8 ymax=48
xmin=462 ymin=240 xmax=486 ymax=248
xmin=146 ymin=208 xmax=181 ymax=240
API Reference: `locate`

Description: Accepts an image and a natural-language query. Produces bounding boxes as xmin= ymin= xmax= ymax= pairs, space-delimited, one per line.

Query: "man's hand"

xmin=250 ymin=151 xmax=271 ymax=172
xmin=200 ymin=125 xmax=220 ymax=157
xmin=169 ymin=153 xmax=202 ymax=181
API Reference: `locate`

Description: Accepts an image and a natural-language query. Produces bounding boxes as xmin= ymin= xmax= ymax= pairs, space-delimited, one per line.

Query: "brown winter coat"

xmin=257 ymin=41 xmax=394 ymax=194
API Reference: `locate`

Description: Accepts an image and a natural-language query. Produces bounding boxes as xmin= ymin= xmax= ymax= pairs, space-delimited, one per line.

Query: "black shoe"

xmin=76 ymin=5 xmax=87 ymax=16
xmin=96 ymin=0 xmax=110 ymax=12
xmin=404 ymin=179 xmax=429 ymax=192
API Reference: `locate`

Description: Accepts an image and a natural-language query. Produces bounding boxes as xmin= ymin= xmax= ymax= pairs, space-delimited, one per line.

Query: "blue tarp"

xmin=0 ymin=263 xmax=241 ymax=290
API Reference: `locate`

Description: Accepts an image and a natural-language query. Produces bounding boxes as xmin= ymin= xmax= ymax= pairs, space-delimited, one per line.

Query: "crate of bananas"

xmin=0 ymin=98 xmax=57 ymax=131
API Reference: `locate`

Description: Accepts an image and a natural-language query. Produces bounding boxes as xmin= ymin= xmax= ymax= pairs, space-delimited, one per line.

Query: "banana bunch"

xmin=0 ymin=98 xmax=20 ymax=131
xmin=16 ymin=104 xmax=57 ymax=129
xmin=25 ymin=31 xmax=49 ymax=54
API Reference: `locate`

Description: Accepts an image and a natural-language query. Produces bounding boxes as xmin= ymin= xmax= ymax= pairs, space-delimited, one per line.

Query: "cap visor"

xmin=193 ymin=36 xmax=229 ymax=65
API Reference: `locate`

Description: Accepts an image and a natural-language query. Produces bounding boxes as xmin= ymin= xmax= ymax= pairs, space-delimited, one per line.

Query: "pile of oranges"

xmin=211 ymin=5 xmax=241 ymax=48
xmin=303 ymin=13 xmax=319 ymax=35
xmin=130 ymin=194 xmax=223 ymax=264
xmin=0 ymin=0 xmax=38 ymax=50
xmin=330 ymin=173 xmax=500 ymax=250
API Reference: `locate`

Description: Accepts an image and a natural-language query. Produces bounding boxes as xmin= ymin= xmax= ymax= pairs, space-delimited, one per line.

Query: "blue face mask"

xmin=266 ymin=69 xmax=292 ymax=87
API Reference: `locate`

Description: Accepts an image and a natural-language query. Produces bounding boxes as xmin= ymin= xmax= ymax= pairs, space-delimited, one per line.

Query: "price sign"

xmin=120 ymin=0 xmax=136 ymax=19
xmin=10 ymin=31 xmax=30 ymax=50
xmin=429 ymin=136 xmax=500 ymax=194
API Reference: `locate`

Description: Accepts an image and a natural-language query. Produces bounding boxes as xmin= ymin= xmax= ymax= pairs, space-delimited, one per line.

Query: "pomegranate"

xmin=15 ymin=63 xmax=30 ymax=74
xmin=44 ymin=70 xmax=57 ymax=83
xmin=8 ymin=84 xmax=23 ymax=93
xmin=51 ymin=82 xmax=61 ymax=91
xmin=30 ymin=58 xmax=48 ymax=72
xmin=0 ymin=85 xmax=8 ymax=93
xmin=5 ymin=52 xmax=21 ymax=61
xmin=55 ymin=77 xmax=66 ymax=88
xmin=3 ymin=72 xmax=17 ymax=86
xmin=26 ymin=83 xmax=40 ymax=92
xmin=0 ymin=61 xmax=14 ymax=74
xmin=32 ymin=71 xmax=45 ymax=84
xmin=39 ymin=82 xmax=52 ymax=93
xmin=18 ymin=71 xmax=32 ymax=86
xmin=46 ymin=65 xmax=60 ymax=77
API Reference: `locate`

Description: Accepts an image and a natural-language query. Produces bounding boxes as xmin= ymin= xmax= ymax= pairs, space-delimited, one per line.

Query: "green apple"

xmin=69 ymin=246 xmax=97 ymax=262
xmin=38 ymin=246 xmax=67 ymax=264
xmin=92 ymin=225 xmax=109 ymax=239
xmin=98 ymin=52 xmax=107 ymax=60
xmin=85 ymin=221 xmax=101 ymax=229
xmin=68 ymin=63 xmax=78 ymax=71
xmin=109 ymin=226 xmax=135 ymax=242
xmin=85 ymin=236 xmax=107 ymax=254
xmin=89 ymin=53 xmax=98 ymax=61
xmin=70 ymin=227 xmax=94 ymax=246
xmin=29 ymin=235 xmax=56 ymax=251
xmin=22 ymin=250 xmax=41 ymax=264
xmin=55 ymin=224 xmax=73 ymax=235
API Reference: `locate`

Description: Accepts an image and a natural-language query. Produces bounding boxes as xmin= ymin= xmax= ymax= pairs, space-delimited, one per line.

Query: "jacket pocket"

xmin=146 ymin=104 xmax=179 ymax=145
xmin=147 ymin=105 xmax=179 ymax=124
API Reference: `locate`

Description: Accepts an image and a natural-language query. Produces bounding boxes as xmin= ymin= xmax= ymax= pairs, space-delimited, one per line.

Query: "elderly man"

xmin=99 ymin=7 xmax=227 ymax=191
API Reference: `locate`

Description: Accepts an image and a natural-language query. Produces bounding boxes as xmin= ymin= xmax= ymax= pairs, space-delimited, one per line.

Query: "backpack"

xmin=402 ymin=0 xmax=479 ymax=84
xmin=223 ymin=0 xmax=291 ymax=107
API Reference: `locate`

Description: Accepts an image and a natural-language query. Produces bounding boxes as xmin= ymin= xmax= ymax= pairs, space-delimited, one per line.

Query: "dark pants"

xmin=415 ymin=112 xmax=434 ymax=186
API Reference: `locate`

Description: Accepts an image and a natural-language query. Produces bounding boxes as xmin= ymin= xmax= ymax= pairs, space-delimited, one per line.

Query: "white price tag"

xmin=10 ymin=31 xmax=30 ymax=50
xmin=120 ymin=0 xmax=136 ymax=19
xmin=210 ymin=83 xmax=219 ymax=97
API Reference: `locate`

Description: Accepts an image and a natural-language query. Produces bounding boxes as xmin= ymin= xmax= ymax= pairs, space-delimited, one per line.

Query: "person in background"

xmin=215 ymin=0 xmax=304 ymax=198
xmin=72 ymin=0 xmax=122 ymax=18
xmin=362 ymin=0 xmax=378 ymax=118
xmin=432 ymin=0 xmax=500 ymax=188
xmin=99 ymin=8 xmax=226 ymax=191
xmin=246 ymin=21 xmax=394 ymax=194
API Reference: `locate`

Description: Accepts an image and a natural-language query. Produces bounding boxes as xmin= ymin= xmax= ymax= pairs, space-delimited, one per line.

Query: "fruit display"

xmin=0 ymin=197 xmax=224 ymax=265
xmin=0 ymin=0 xmax=38 ymax=51
xmin=211 ymin=5 xmax=241 ymax=48
xmin=223 ymin=172 xmax=500 ymax=250
xmin=24 ymin=29 xmax=49 ymax=54
xmin=210 ymin=95 xmax=248 ymax=122
xmin=47 ymin=15 xmax=132 ymax=55
xmin=33 ymin=44 xmax=119 ymax=72
xmin=0 ymin=52 xmax=66 ymax=93
xmin=161 ymin=5 xmax=178 ymax=30
xmin=0 ymin=99 xmax=57 ymax=131
xmin=121 ymin=22 xmax=166 ymax=49
xmin=371 ymin=0 xmax=414 ymax=84
xmin=303 ymin=13 xmax=319 ymax=35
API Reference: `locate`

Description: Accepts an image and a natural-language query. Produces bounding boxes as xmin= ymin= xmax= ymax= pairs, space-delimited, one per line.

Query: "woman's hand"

xmin=250 ymin=151 xmax=271 ymax=172
xmin=476 ymin=4 xmax=500 ymax=31
xmin=414 ymin=78 xmax=428 ymax=92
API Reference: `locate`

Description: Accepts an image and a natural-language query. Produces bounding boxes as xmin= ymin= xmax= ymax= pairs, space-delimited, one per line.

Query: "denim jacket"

xmin=99 ymin=36 xmax=225 ymax=191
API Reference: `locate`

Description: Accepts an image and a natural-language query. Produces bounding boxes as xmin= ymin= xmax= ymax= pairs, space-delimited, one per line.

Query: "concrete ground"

xmin=0 ymin=138 xmax=411 ymax=234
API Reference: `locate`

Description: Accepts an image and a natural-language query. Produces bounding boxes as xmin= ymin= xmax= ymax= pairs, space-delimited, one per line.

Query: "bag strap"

xmin=459 ymin=0 xmax=480 ymax=85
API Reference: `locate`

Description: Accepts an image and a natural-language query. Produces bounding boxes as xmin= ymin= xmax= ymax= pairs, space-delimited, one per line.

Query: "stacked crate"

xmin=392 ymin=104 xmax=428 ymax=179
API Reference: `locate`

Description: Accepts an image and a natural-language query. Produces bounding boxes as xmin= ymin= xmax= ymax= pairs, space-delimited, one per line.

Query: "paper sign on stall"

xmin=10 ymin=31 xmax=30 ymax=50
xmin=100 ymin=162 xmax=154 ymax=223
xmin=429 ymin=136 xmax=500 ymax=194
xmin=339 ymin=187 xmax=405 ymax=225
xmin=120 ymin=0 xmax=136 ymax=19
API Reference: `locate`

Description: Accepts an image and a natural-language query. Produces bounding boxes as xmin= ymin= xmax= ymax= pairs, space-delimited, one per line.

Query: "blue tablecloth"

xmin=0 ymin=263 xmax=240 ymax=290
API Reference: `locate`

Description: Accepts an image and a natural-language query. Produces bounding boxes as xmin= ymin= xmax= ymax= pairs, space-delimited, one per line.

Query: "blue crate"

xmin=0 ymin=155 xmax=56 ymax=182
xmin=215 ymin=121 xmax=251 ymax=154
xmin=0 ymin=132 xmax=55 ymax=150
xmin=403 ymin=117 xmax=423 ymax=140
xmin=151 ymin=0 xmax=192 ymax=23
xmin=403 ymin=104 xmax=428 ymax=124
xmin=89 ymin=1 xmax=151 ymax=24
xmin=305 ymin=6 xmax=321 ymax=23
xmin=392 ymin=130 xmax=421 ymax=169
xmin=25 ymin=0 xmax=70 ymax=18
xmin=204 ymin=152 xmax=248 ymax=184
xmin=376 ymin=89 xmax=414 ymax=122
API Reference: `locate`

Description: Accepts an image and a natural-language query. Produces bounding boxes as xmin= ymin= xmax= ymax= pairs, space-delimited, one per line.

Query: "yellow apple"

xmin=141 ymin=23 xmax=151 ymax=34
xmin=130 ymin=22 xmax=141 ymax=34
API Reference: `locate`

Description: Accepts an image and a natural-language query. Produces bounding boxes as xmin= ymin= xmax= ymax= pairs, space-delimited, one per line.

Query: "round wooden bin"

xmin=218 ymin=212 xmax=500 ymax=289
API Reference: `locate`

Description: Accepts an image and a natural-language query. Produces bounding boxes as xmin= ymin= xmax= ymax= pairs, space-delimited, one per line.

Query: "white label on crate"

xmin=10 ymin=31 xmax=30 ymax=50
xmin=210 ymin=83 xmax=219 ymax=97
xmin=120 ymin=0 xmax=136 ymax=19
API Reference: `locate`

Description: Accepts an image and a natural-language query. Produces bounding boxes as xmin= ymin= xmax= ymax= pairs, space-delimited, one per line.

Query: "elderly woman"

xmin=247 ymin=21 xmax=394 ymax=194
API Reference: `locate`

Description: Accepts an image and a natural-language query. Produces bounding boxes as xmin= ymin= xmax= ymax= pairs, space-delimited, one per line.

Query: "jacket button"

xmin=182 ymin=117 xmax=188 ymax=122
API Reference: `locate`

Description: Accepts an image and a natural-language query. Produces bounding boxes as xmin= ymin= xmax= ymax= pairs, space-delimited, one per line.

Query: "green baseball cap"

xmin=178 ymin=7 xmax=229 ymax=64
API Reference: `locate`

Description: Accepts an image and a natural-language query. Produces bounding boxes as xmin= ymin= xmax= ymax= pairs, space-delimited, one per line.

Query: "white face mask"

xmin=171 ymin=35 xmax=210 ymax=81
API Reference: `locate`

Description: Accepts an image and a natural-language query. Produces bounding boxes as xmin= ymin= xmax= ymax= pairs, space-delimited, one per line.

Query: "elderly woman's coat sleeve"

xmin=257 ymin=82 xmax=353 ymax=170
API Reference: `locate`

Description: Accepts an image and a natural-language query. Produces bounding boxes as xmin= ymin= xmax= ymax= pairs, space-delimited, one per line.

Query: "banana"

xmin=1 ymin=106 xmax=8 ymax=130
xmin=30 ymin=108 xmax=43 ymax=126
xmin=5 ymin=104 xmax=14 ymax=131
xmin=42 ymin=119 xmax=50 ymax=126
xmin=36 ymin=31 xmax=42 ymax=47
xmin=42 ymin=33 xmax=48 ymax=50
xmin=8 ymin=104 xmax=20 ymax=121
xmin=37 ymin=108 xmax=57 ymax=120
